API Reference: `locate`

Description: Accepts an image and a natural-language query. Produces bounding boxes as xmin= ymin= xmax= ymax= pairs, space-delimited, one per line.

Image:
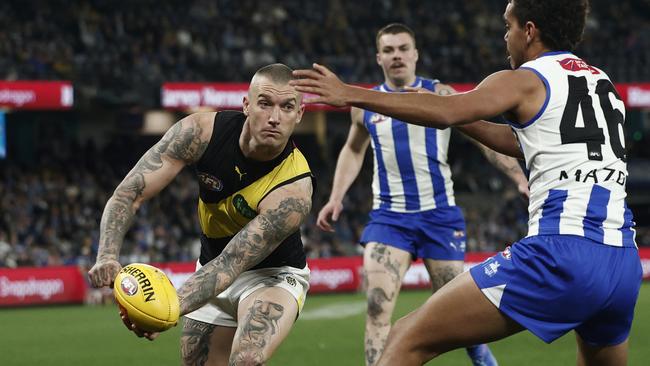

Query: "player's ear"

xmin=376 ymin=52 xmax=382 ymax=66
xmin=242 ymin=95 xmax=250 ymax=116
xmin=414 ymin=48 xmax=419 ymax=62
xmin=525 ymin=21 xmax=537 ymax=44
xmin=296 ymin=103 xmax=305 ymax=124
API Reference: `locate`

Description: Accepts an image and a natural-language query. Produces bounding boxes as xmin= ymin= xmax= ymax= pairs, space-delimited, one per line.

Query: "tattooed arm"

xmin=88 ymin=112 xmax=215 ymax=288
xmin=177 ymin=176 xmax=313 ymax=316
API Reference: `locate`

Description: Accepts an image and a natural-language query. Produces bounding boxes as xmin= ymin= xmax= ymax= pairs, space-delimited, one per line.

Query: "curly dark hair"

xmin=510 ymin=0 xmax=590 ymax=51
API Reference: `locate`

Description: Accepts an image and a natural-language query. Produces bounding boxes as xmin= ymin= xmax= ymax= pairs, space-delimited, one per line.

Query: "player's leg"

xmin=417 ymin=206 xmax=498 ymax=366
xmin=423 ymin=259 xmax=498 ymax=366
xmin=180 ymin=318 xmax=236 ymax=366
xmin=423 ymin=259 xmax=464 ymax=293
xmin=229 ymin=286 xmax=299 ymax=365
xmin=576 ymin=334 xmax=628 ymax=366
xmin=363 ymin=242 xmax=412 ymax=366
xmin=377 ymin=271 xmax=524 ymax=366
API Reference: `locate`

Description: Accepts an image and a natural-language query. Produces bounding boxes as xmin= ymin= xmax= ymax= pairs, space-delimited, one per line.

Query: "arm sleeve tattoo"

xmin=177 ymin=189 xmax=312 ymax=315
xmin=97 ymin=117 xmax=209 ymax=261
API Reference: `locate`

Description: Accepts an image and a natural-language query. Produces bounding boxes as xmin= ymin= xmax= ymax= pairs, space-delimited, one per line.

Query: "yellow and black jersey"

xmin=194 ymin=111 xmax=313 ymax=270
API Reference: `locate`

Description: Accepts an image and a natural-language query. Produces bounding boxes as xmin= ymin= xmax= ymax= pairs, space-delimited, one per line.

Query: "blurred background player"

xmin=315 ymin=23 xmax=528 ymax=366
xmin=292 ymin=0 xmax=643 ymax=365
xmin=89 ymin=63 xmax=315 ymax=366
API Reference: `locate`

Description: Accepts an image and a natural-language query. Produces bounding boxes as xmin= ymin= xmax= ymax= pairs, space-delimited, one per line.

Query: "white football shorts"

xmin=184 ymin=262 xmax=310 ymax=327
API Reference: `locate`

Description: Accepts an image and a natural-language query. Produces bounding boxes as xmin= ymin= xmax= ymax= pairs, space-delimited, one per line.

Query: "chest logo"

xmin=233 ymin=194 xmax=257 ymax=219
xmin=197 ymin=172 xmax=223 ymax=191
xmin=235 ymin=165 xmax=247 ymax=181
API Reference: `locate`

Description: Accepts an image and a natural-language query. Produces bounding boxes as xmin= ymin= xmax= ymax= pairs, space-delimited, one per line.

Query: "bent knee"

xmin=229 ymin=349 xmax=268 ymax=366
xmin=388 ymin=316 xmax=441 ymax=360
xmin=367 ymin=287 xmax=396 ymax=319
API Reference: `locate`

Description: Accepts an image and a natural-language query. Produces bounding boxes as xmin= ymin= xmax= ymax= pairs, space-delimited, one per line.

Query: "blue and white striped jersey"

xmin=363 ymin=77 xmax=456 ymax=213
xmin=512 ymin=51 xmax=635 ymax=247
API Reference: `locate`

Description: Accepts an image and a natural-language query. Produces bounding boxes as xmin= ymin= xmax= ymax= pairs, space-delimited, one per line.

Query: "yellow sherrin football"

xmin=113 ymin=263 xmax=180 ymax=332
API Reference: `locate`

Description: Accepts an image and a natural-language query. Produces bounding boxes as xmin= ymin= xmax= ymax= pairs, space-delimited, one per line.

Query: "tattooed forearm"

xmin=177 ymin=195 xmax=311 ymax=315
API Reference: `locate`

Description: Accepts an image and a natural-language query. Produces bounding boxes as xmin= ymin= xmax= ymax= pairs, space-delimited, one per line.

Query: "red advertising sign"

xmin=162 ymin=82 xmax=650 ymax=111
xmin=0 ymin=81 xmax=74 ymax=110
xmin=307 ymin=256 xmax=363 ymax=293
xmin=619 ymin=83 xmax=650 ymax=108
xmin=155 ymin=248 xmax=650 ymax=293
xmin=0 ymin=266 xmax=86 ymax=306
xmin=2 ymin=247 xmax=648 ymax=308
xmin=162 ymin=82 xmax=351 ymax=112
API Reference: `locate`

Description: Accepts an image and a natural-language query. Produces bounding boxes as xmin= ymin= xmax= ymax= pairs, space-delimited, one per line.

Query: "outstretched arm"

xmin=177 ymin=177 xmax=313 ymax=315
xmin=456 ymin=121 xmax=523 ymax=159
xmin=88 ymin=112 xmax=215 ymax=288
xmin=317 ymin=107 xmax=370 ymax=232
xmin=292 ymin=64 xmax=529 ymax=127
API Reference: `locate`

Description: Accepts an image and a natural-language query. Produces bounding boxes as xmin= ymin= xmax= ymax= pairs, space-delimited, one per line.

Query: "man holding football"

xmin=88 ymin=63 xmax=314 ymax=366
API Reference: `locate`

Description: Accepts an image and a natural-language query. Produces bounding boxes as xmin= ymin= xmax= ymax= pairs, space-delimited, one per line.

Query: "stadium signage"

xmin=0 ymin=81 xmax=73 ymax=110
xmin=162 ymin=82 xmax=650 ymax=111
xmin=0 ymin=266 xmax=85 ymax=306
xmin=2 ymin=248 xmax=650 ymax=307
xmin=162 ymin=83 xmax=249 ymax=110
xmin=626 ymin=85 xmax=650 ymax=108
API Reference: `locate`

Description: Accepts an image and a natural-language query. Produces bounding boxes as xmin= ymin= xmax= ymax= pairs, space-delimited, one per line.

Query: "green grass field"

xmin=1 ymin=284 xmax=649 ymax=365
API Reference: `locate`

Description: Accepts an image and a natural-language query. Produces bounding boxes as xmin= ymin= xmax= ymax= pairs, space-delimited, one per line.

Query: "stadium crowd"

xmin=0 ymin=0 xmax=649 ymax=268
xmin=0 ymin=0 xmax=648 ymax=106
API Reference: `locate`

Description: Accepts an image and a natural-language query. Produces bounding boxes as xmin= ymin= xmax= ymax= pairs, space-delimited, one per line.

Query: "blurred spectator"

xmin=0 ymin=0 xmax=647 ymax=106
xmin=0 ymin=0 xmax=649 ymax=266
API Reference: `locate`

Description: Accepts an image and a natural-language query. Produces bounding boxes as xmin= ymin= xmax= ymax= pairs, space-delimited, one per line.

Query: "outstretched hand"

xmin=88 ymin=258 xmax=122 ymax=288
xmin=291 ymin=63 xmax=349 ymax=107
xmin=316 ymin=200 xmax=344 ymax=232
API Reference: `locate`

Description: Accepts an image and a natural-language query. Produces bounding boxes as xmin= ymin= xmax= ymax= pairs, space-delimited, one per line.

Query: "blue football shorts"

xmin=470 ymin=234 xmax=643 ymax=345
xmin=360 ymin=206 xmax=466 ymax=261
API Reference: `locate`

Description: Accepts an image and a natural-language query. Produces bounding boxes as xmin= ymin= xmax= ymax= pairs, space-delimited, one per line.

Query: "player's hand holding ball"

xmin=113 ymin=263 xmax=180 ymax=340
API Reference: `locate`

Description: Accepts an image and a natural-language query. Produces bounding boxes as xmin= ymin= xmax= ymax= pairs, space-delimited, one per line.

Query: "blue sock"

xmin=466 ymin=344 xmax=498 ymax=366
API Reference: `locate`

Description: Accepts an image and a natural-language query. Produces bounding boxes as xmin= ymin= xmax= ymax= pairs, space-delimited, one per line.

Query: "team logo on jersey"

xmin=483 ymin=259 xmax=501 ymax=277
xmin=370 ymin=113 xmax=389 ymax=124
xmin=285 ymin=276 xmax=297 ymax=287
xmin=557 ymin=58 xmax=600 ymax=75
xmin=501 ymin=246 xmax=512 ymax=260
xmin=233 ymin=194 xmax=257 ymax=219
xmin=234 ymin=165 xmax=247 ymax=181
xmin=197 ymin=172 xmax=223 ymax=191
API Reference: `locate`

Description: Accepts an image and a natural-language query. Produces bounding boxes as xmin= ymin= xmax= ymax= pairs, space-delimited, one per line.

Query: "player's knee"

xmin=180 ymin=322 xmax=214 ymax=366
xmin=390 ymin=316 xmax=441 ymax=360
xmin=367 ymin=287 xmax=394 ymax=320
xmin=229 ymin=349 xmax=268 ymax=366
